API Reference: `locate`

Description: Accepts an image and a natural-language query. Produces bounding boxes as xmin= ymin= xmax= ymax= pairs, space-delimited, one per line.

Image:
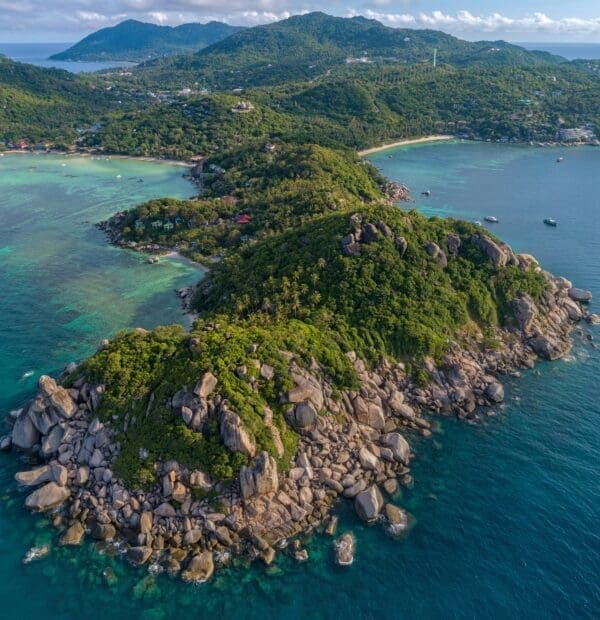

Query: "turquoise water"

xmin=0 ymin=42 xmax=136 ymax=73
xmin=0 ymin=144 xmax=598 ymax=618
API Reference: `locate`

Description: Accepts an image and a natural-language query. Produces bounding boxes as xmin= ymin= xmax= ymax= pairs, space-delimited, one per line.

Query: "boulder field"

xmin=1 ymin=266 xmax=593 ymax=580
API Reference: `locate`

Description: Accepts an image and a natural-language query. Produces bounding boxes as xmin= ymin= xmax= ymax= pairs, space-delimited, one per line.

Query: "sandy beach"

xmin=0 ymin=150 xmax=193 ymax=167
xmin=358 ymin=135 xmax=455 ymax=156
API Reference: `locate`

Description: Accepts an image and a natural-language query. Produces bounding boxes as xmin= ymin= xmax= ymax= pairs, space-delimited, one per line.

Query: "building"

xmin=558 ymin=127 xmax=596 ymax=142
xmin=235 ymin=214 xmax=252 ymax=225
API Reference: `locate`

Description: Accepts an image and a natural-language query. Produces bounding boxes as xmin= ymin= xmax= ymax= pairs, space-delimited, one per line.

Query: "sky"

xmin=0 ymin=1 xmax=599 ymax=43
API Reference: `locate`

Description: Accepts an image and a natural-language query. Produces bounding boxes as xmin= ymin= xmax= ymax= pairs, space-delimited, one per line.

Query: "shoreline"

xmin=357 ymin=135 xmax=455 ymax=156
xmin=0 ymin=150 xmax=193 ymax=168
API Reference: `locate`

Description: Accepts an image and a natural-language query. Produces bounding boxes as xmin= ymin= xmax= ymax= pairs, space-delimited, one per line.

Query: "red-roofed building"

xmin=235 ymin=214 xmax=252 ymax=225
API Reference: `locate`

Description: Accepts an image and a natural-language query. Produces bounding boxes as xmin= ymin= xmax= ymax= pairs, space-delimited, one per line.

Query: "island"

xmin=3 ymin=141 xmax=595 ymax=579
xmin=1 ymin=10 xmax=598 ymax=582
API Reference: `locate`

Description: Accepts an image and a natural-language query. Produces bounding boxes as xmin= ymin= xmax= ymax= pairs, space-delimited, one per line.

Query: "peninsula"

xmin=4 ymin=141 xmax=595 ymax=579
xmin=1 ymin=11 xmax=598 ymax=583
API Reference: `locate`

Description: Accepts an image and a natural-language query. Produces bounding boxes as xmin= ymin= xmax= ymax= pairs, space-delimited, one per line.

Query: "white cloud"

xmin=0 ymin=3 xmax=599 ymax=41
xmin=354 ymin=9 xmax=600 ymax=37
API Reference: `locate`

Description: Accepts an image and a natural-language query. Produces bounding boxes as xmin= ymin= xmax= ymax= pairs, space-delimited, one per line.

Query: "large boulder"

xmin=11 ymin=411 xmax=41 ymax=451
xmin=60 ymin=521 xmax=85 ymax=546
xmin=288 ymin=400 xmax=317 ymax=431
xmin=563 ymin=299 xmax=583 ymax=321
xmin=127 ymin=546 xmax=153 ymax=566
xmin=194 ymin=372 xmax=218 ymax=398
xmin=358 ymin=448 xmax=380 ymax=472
xmin=181 ymin=551 xmax=214 ymax=584
xmin=40 ymin=425 xmax=64 ymax=458
xmin=27 ymin=400 xmax=58 ymax=435
xmin=240 ymin=451 xmax=279 ymax=500
xmin=381 ymin=432 xmax=411 ymax=465
xmin=471 ymin=234 xmax=514 ymax=267
xmin=361 ymin=223 xmax=379 ymax=243
xmin=334 ymin=532 xmax=355 ymax=566
xmin=425 ymin=241 xmax=448 ymax=269
xmin=529 ymin=335 xmax=570 ymax=361
xmin=218 ymin=408 xmax=256 ymax=458
xmin=446 ymin=233 xmax=462 ymax=256
xmin=513 ymin=294 xmax=538 ymax=334
xmin=354 ymin=485 xmax=384 ymax=522
xmin=568 ymin=288 xmax=592 ymax=303
xmin=25 ymin=482 xmax=70 ymax=511
xmin=38 ymin=375 xmax=77 ymax=418
xmin=285 ymin=377 xmax=324 ymax=411
xmin=15 ymin=466 xmax=51 ymax=487
xmin=485 ymin=382 xmax=505 ymax=403
xmin=395 ymin=237 xmax=408 ymax=257
xmin=352 ymin=395 xmax=385 ymax=430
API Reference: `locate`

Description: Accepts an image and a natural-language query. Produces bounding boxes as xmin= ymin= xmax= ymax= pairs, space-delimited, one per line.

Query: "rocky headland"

xmin=2 ymin=243 xmax=594 ymax=580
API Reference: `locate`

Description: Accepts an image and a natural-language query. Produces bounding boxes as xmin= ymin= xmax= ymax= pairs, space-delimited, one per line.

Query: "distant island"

xmin=50 ymin=19 xmax=242 ymax=62
xmin=1 ymin=11 xmax=599 ymax=581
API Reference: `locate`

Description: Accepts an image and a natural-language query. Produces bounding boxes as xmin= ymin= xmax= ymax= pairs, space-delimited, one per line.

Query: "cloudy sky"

xmin=1 ymin=0 xmax=599 ymax=43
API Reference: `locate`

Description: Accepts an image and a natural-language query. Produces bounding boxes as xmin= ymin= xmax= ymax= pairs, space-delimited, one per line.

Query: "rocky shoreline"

xmin=2 ymin=241 xmax=596 ymax=579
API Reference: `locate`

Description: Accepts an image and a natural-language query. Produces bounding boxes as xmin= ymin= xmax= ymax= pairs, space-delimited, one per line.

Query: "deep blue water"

xmin=519 ymin=42 xmax=600 ymax=60
xmin=0 ymin=144 xmax=598 ymax=618
xmin=0 ymin=42 xmax=136 ymax=73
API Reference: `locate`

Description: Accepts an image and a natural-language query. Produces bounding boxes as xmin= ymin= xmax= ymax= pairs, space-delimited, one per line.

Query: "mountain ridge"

xmin=50 ymin=19 xmax=243 ymax=62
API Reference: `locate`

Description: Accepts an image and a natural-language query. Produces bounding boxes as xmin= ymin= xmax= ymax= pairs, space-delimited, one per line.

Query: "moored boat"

xmin=544 ymin=218 xmax=558 ymax=227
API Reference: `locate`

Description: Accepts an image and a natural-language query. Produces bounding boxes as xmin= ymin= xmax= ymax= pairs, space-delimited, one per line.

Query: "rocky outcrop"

xmin=425 ymin=241 xmax=448 ymax=269
xmin=24 ymin=482 xmax=70 ymax=511
xmin=514 ymin=294 xmax=539 ymax=334
xmin=11 ymin=410 xmax=40 ymax=451
xmin=354 ymin=485 xmax=384 ymax=522
xmin=240 ymin=451 xmax=279 ymax=500
xmin=471 ymin=234 xmax=515 ymax=267
xmin=2 ymin=252 xmax=588 ymax=579
xmin=194 ymin=372 xmax=218 ymax=398
xmin=181 ymin=551 xmax=214 ymax=583
xmin=15 ymin=466 xmax=51 ymax=486
xmin=218 ymin=407 xmax=256 ymax=457
xmin=60 ymin=521 xmax=85 ymax=546
xmin=334 ymin=532 xmax=355 ymax=566
xmin=569 ymin=288 xmax=592 ymax=303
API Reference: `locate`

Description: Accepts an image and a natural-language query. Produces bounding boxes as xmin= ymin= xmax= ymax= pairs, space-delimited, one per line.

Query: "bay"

xmin=0 ymin=143 xmax=598 ymax=619
xmin=0 ymin=43 xmax=136 ymax=73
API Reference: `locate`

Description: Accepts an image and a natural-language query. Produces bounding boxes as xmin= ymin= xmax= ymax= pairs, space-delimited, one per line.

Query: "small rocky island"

xmin=3 ymin=143 xmax=596 ymax=581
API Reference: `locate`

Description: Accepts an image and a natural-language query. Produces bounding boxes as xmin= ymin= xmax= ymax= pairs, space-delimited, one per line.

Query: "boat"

xmin=556 ymin=157 xmax=564 ymax=163
xmin=473 ymin=220 xmax=482 ymax=226
xmin=484 ymin=216 xmax=499 ymax=224
xmin=422 ymin=190 xmax=431 ymax=196
xmin=544 ymin=218 xmax=558 ymax=227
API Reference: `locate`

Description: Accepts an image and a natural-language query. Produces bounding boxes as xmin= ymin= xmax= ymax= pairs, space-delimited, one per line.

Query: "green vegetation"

xmin=3 ymin=12 xmax=583 ymax=489
xmin=87 ymin=145 xmax=547 ymax=488
xmin=133 ymin=12 xmax=565 ymax=90
xmin=50 ymin=20 xmax=242 ymax=62
xmin=3 ymin=13 xmax=599 ymax=153
xmin=0 ymin=56 xmax=116 ymax=145
xmin=111 ymin=143 xmax=383 ymax=259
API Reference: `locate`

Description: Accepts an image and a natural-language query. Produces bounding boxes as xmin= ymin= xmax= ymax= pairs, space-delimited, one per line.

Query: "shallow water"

xmin=0 ymin=42 xmax=136 ymax=73
xmin=0 ymin=144 xmax=598 ymax=619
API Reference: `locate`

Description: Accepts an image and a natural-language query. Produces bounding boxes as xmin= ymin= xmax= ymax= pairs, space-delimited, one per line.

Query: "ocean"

xmin=0 ymin=144 xmax=598 ymax=618
xmin=518 ymin=42 xmax=600 ymax=60
xmin=0 ymin=43 xmax=136 ymax=73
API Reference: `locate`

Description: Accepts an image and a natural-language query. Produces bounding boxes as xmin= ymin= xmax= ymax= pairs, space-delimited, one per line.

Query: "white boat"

xmin=484 ymin=216 xmax=499 ymax=223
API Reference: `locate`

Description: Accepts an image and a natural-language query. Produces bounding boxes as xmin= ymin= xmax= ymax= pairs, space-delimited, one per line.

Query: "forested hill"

xmin=0 ymin=56 xmax=114 ymax=145
xmin=50 ymin=20 xmax=242 ymax=62
xmin=135 ymin=12 xmax=566 ymax=88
